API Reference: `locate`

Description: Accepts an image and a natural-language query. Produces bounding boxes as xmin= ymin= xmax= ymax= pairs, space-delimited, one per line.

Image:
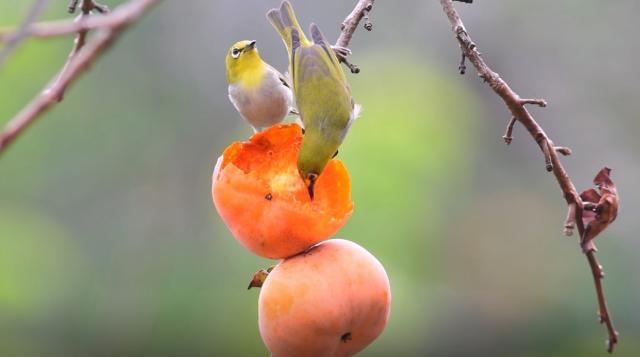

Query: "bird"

xmin=225 ymin=39 xmax=295 ymax=132
xmin=267 ymin=1 xmax=360 ymax=200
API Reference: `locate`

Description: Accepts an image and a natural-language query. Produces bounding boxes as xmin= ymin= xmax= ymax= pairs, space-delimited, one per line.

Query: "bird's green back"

xmin=267 ymin=1 xmax=357 ymax=193
xmin=292 ymin=24 xmax=353 ymax=177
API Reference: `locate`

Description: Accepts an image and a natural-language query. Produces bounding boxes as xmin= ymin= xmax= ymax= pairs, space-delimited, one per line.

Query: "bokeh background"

xmin=1 ymin=0 xmax=639 ymax=356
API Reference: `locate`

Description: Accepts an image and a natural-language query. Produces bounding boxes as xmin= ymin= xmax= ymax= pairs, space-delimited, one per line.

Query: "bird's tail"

xmin=266 ymin=0 xmax=310 ymax=55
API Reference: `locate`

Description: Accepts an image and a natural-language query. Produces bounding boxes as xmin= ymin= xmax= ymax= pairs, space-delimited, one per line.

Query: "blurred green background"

xmin=1 ymin=0 xmax=639 ymax=356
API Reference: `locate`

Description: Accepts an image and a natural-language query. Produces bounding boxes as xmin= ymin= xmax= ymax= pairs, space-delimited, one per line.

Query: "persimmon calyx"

xmin=247 ymin=266 xmax=275 ymax=290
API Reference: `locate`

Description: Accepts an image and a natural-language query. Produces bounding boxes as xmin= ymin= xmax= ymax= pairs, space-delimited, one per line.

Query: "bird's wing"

xmin=264 ymin=62 xmax=291 ymax=90
xmin=292 ymin=26 xmax=352 ymax=135
xmin=309 ymin=23 xmax=360 ymax=125
xmin=309 ymin=23 xmax=346 ymax=83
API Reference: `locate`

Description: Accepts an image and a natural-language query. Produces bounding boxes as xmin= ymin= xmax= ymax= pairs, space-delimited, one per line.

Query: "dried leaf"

xmin=580 ymin=167 xmax=619 ymax=246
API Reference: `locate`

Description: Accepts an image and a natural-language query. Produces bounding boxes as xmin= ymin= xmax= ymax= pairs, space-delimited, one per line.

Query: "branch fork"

xmin=334 ymin=0 xmax=375 ymax=74
xmin=441 ymin=0 xmax=619 ymax=352
xmin=0 ymin=0 xmax=157 ymax=156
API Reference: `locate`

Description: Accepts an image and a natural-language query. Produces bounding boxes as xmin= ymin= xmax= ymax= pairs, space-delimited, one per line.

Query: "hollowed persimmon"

xmin=212 ymin=124 xmax=353 ymax=259
xmin=258 ymin=239 xmax=391 ymax=357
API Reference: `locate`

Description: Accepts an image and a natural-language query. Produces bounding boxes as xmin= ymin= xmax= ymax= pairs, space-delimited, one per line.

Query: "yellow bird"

xmin=225 ymin=40 xmax=294 ymax=132
xmin=268 ymin=1 xmax=359 ymax=199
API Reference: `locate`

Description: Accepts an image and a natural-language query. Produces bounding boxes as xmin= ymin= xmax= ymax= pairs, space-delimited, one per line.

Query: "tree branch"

xmin=439 ymin=0 xmax=618 ymax=352
xmin=0 ymin=0 xmax=50 ymax=66
xmin=333 ymin=0 xmax=375 ymax=74
xmin=0 ymin=0 xmax=157 ymax=156
xmin=54 ymin=0 xmax=111 ymax=102
xmin=0 ymin=1 xmax=146 ymax=42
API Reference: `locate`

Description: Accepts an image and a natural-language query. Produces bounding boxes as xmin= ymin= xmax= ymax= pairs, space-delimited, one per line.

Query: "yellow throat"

xmin=226 ymin=40 xmax=266 ymax=90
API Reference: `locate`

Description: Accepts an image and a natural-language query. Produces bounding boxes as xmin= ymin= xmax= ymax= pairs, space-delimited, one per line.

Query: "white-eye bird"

xmin=226 ymin=40 xmax=294 ymax=132
xmin=267 ymin=1 xmax=360 ymax=199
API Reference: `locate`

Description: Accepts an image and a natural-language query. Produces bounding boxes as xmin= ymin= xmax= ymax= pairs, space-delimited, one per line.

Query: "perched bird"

xmin=226 ymin=40 xmax=294 ymax=132
xmin=267 ymin=1 xmax=359 ymax=199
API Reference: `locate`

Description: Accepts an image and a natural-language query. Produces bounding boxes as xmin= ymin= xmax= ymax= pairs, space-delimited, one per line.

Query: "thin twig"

xmin=502 ymin=116 xmax=516 ymax=144
xmin=333 ymin=0 xmax=375 ymax=73
xmin=0 ymin=0 xmax=157 ymax=156
xmin=79 ymin=0 xmax=109 ymax=14
xmin=54 ymin=1 xmax=111 ymax=101
xmin=541 ymin=139 xmax=553 ymax=172
xmin=564 ymin=202 xmax=577 ymax=236
xmin=0 ymin=0 xmax=50 ymax=66
xmin=336 ymin=0 xmax=374 ymax=48
xmin=520 ymin=98 xmax=548 ymax=107
xmin=68 ymin=0 xmax=108 ymax=15
xmin=586 ymin=249 xmax=618 ymax=353
xmin=54 ymin=15 xmax=89 ymax=102
xmin=458 ymin=50 xmax=467 ymax=74
xmin=440 ymin=0 xmax=618 ymax=352
xmin=555 ymin=146 xmax=572 ymax=156
xmin=0 ymin=2 xmax=143 ymax=42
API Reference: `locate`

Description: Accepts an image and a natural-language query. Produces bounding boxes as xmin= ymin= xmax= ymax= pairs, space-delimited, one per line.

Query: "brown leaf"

xmin=580 ymin=167 xmax=619 ymax=247
xmin=580 ymin=188 xmax=601 ymax=203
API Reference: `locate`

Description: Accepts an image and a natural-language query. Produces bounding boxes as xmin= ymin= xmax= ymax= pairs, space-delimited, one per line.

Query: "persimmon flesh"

xmin=212 ymin=124 xmax=353 ymax=259
xmin=259 ymin=239 xmax=391 ymax=357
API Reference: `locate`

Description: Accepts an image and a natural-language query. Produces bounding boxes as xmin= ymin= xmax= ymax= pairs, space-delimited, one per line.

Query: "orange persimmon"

xmin=212 ymin=124 xmax=353 ymax=259
xmin=258 ymin=239 xmax=391 ymax=357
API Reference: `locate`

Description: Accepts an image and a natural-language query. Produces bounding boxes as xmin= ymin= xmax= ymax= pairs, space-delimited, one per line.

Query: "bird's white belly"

xmin=228 ymin=77 xmax=292 ymax=130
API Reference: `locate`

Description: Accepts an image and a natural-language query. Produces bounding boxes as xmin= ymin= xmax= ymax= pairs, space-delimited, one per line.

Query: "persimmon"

xmin=258 ymin=239 xmax=391 ymax=357
xmin=212 ymin=124 xmax=353 ymax=259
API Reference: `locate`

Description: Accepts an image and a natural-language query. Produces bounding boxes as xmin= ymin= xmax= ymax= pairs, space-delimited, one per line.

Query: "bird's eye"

xmin=231 ymin=48 xmax=241 ymax=59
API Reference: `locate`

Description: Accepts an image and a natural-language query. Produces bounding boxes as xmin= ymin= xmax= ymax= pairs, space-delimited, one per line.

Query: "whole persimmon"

xmin=258 ymin=239 xmax=391 ymax=357
xmin=212 ymin=124 xmax=353 ymax=259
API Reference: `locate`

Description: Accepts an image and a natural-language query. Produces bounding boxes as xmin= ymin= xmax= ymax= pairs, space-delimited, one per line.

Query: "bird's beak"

xmin=245 ymin=40 xmax=257 ymax=51
xmin=305 ymin=173 xmax=318 ymax=201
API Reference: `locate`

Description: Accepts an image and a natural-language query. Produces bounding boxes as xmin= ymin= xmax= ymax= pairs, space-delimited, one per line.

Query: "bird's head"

xmin=297 ymin=130 xmax=339 ymax=200
xmin=226 ymin=40 xmax=262 ymax=84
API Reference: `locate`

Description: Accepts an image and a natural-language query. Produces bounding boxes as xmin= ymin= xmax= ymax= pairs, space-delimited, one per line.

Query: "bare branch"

xmin=0 ymin=1 xmax=144 ymax=42
xmin=54 ymin=1 xmax=113 ymax=102
xmin=54 ymin=16 xmax=89 ymax=102
xmin=541 ymin=139 xmax=553 ymax=172
xmin=520 ymin=98 xmax=548 ymax=107
xmin=336 ymin=0 xmax=374 ymax=48
xmin=68 ymin=0 xmax=108 ymax=14
xmin=502 ymin=116 xmax=516 ymax=145
xmin=0 ymin=0 xmax=157 ymax=156
xmin=586 ymin=248 xmax=619 ymax=353
xmin=333 ymin=0 xmax=375 ymax=73
xmin=555 ymin=146 xmax=572 ymax=156
xmin=440 ymin=0 xmax=618 ymax=352
xmin=78 ymin=0 xmax=109 ymax=14
xmin=0 ymin=0 xmax=50 ymax=66
xmin=564 ymin=202 xmax=577 ymax=236
xmin=458 ymin=50 xmax=467 ymax=74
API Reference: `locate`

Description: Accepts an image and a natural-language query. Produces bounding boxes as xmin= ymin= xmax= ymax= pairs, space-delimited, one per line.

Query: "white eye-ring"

xmin=231 ymin=48 xmax=241 ymax=59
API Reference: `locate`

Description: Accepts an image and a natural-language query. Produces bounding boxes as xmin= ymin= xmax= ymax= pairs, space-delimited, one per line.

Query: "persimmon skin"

xmin=259 ymin=239 xmax=391 ymax=357
xmin=212 ymin=124 xmax=353 ymax=259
